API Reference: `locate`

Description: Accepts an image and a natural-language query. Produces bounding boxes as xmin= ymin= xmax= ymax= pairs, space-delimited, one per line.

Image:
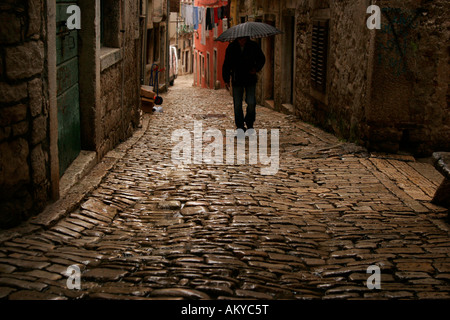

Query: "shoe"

xmin=246 ymin=128 xmax=256 ymax=135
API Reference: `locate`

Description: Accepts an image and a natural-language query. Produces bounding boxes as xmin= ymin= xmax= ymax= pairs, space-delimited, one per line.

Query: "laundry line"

xmin=180 ymin=2 xmax=230 ymax=31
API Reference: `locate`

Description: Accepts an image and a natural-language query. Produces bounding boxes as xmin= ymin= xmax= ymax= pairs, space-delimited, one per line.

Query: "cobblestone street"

xmin=0 ymin=75 xmax=449 ymax=301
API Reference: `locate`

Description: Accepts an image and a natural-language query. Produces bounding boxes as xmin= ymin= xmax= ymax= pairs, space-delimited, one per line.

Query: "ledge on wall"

xmin=100 ymin=47 xmax=122 ymax=72
xmin=281 ymin=103 xmax=294 ymax=114
xmin=59 ymin=150 xmax=97 ymax=198
xmin=265 ymin=100 xmax=275 ymax=109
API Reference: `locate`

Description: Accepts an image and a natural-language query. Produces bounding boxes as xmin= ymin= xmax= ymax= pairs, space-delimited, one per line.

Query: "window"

xmin=213 ymin=49 xmax=218 ymax=87
xmin=206 ymin=52 xmax=210 ymax=87
xmin=194 ymin=50 xmax=198 ymax=85
xmin=99 ymin=0 xmax=123 ymax=71
xmin=311 ymin=20 xmax=329 ymax=93
xmin=200 ymin=53 xmax=205 ymax=83
xmin=146 ymin=29 xmax=153 ymax=64
xmin=100 ymin=0 xmax=121 ymax=48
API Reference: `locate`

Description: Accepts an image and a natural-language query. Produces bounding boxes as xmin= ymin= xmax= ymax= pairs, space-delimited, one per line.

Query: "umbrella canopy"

xmin=215 ymin=21 xmax=283 ymax=42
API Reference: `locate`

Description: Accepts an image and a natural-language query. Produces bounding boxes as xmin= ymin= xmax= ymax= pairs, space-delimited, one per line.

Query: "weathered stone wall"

xmin=328 ymin=0 xmax=372 ymax=143
xmin=367 ymin=0 xmax=450 ymax=155
xmin=99 ymin=2 xmax=141 ymax=159
xmin=293 ymin=0 xmax=449 ymax=156
xmin=293 ymin=1 xmax=315 ymax=122
xmin=293 ymin=0 xmax=371 ymax=143
xmin=0 ymin=1 xmax=142 ymax=229
xmin=0 ymin=1 xmax=51 ymax=228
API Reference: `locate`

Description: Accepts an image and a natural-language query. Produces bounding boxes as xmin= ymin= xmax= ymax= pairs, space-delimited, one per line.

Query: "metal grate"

xmin=311 ymin=20 xmax=329 ymax=93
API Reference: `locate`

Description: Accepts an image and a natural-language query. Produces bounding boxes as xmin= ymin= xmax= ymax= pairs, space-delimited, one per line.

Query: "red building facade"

xmin=193 ymin=0 xmax=230 ymax=89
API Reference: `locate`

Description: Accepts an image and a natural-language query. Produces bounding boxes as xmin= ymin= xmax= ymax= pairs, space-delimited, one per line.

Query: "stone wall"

xmin=98 ymin=1 xmax=141 ymax=159
xmin=293 ymin=0 xmax=449 ymax=156
xmin=367 ymin=0 xmax=450 ymax=155
xmin=294 ymin=0 xmax=372 ymax=144
xmin=327 ymin=0 xmax=372 ymax=143
xmin=0 ymin=0 xmax=142 ymax=229
xmin=0 ymin=0 xmax=51 ymax=228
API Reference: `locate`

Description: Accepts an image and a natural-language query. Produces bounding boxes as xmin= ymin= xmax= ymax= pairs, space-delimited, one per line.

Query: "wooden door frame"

xmin=47 ymin=0 xmax=59 ymax=199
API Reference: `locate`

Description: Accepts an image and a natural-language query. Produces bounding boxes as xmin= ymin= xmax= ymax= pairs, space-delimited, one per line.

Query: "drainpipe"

xmin=165 ymin=0 xmax=170 ymax=91
xmin=121 ymin=0 xmax=125 ymax=132
xmin=142 ymin=0 xmax=148 ymax=84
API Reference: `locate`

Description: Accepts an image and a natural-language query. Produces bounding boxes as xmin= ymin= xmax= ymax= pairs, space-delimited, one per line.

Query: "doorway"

xmin=263 ymin=19 xmax=275 ymax=106
xmin=206 ymin=52 xmax=210 ymax=88
xmin=213 ymin=49 xmax=217 ymax=89
xmin=56 ymin=1 xmax=81 ymax=177
xmin=282 ymin=14 xmax=295 ymax=107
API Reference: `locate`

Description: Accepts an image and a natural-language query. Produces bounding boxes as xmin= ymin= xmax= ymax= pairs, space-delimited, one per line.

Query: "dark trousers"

xmin=232 ymin=84 xmax=256 ymax=130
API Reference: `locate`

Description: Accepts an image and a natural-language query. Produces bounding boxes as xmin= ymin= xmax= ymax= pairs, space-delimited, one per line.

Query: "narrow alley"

xmin=0 ymin=75 xmax=449 ymax=303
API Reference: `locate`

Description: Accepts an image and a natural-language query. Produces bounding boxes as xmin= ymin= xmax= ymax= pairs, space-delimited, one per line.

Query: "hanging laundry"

xmin=214 ymin=7 xmax=219 ymax=24
xmin=193 ymin=6 xmax=199 ymax=30
xmin=210 ymin=7 xmax=215 ymax=29
xmin=206 ymin=7 xmax=213 ymax=30
xmin=201 ymin=11 xmax=206 ymax=45
xmin=180 ymin=3 xmax=185 ymax=20
xmin=205 ymin=7 xmax=210 ymax=30
xmin=199 ymin=7 xmax=205 ymax=24
xmin=186 ymin=5 xmax=194 ymax=27
xmin=223 ymin=5 xmax=229 ymax=19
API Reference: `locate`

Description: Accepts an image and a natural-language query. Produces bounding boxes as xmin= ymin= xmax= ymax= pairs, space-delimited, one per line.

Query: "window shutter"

xmin=311 ymin=20 xmax=329 ymax=93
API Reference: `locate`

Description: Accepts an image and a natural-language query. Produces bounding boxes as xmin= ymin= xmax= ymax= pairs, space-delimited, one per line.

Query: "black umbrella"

xmin=215 ymin=21 xmax=283 ymax=42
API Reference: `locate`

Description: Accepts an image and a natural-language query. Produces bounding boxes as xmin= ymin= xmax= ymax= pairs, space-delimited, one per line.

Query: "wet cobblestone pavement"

xmin=1 ymin=75 xmax=449 ymax=300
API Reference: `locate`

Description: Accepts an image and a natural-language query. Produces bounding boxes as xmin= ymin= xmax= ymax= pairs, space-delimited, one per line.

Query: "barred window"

xmin=311 ymin=19 xmax=329 ymax=93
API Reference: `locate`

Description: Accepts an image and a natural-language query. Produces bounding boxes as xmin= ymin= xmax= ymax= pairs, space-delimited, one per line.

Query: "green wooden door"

xmin=56 ymin=0 xmax=81 ymax=177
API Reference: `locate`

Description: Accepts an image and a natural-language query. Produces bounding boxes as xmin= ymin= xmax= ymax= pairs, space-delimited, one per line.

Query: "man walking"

xmin=222 ymin=36 xmax=266 ymax=131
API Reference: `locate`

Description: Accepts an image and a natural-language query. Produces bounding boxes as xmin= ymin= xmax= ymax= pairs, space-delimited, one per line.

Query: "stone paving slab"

xmin=0 ymin=75 xmax=449 ymax=300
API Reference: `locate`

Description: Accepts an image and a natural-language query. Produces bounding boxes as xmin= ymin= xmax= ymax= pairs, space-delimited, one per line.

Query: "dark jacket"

xmin=222 ymin=39 xmax=266 ymax=87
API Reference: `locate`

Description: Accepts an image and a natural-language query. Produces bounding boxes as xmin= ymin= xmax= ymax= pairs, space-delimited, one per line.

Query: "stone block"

xmin=158 ymin=201 xmax=182 ymax=210
xmin=0 ymin=127 xmax=11 ymax=141
xmin=0 ymin=81 xmax=28 ymax=103
xmin=31 ymin=115 xmax=47 ymax=145
xmin=32 ymin=183 xmax=49 ymax=214
xmin=1 ymin=188 xmax=34 ymax=226
xmin=0 ymin=139 xmax=30 ymax=192
xmin=27 ymin=0 xmax=42 ymax=37
xmin=31 ymin=144 xmax=47 ymax=184
xmin=0 ymin=104 xmax=27 ymax=126
xmin=12 ymin=121 xmax=29 ymax=137
xmin=0 ymin=12 xmax=22 ymax=44
xmin=28 ymin=78 xmax=43 ymax=117
xmin=5 ymin=41 xmax=44 ymax=80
